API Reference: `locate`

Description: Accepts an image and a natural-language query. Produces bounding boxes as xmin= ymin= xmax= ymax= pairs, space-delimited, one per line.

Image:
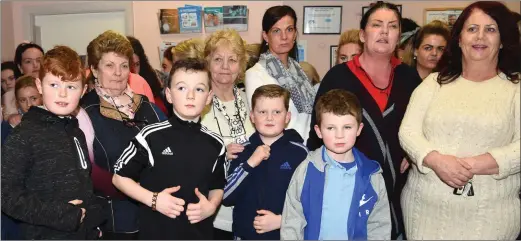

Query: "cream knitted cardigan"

xmin=398 ymin=73 xmax=520 ymax=240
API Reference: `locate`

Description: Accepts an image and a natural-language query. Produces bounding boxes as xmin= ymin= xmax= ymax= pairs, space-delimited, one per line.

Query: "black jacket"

xmin=307 ymin=63 xmax=421 ymax=239
xmin=1 ymin=106 xmax=105 ymax=240
xmin=80 ymin=90 xmax=166 ymax=233
xmin=114 ymin=114 xmax=226 ymax=240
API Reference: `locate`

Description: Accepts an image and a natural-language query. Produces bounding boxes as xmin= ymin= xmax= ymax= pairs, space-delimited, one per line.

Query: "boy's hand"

xmin=8 ymin=114 xmax=22 ymax=127
xmin=68 ymin=199 xmax=86 ymax=223
xmin=186 ymin=188 xmax=217 ymax=224
xmin=247 ymin=145 xmax=270 ymax=168
xmin=156 ymin=186 xmax=185 ymax=219
xmin=226 ymin=143 xmax=245 ymax=160
xmin=253 ymin=210 xmax=281 ymax=234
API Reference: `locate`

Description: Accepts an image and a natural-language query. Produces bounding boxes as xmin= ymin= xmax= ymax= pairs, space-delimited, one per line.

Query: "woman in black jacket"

xmin=306 ymin=2 xmax=421 ymax=239
xmin=81 ymin=30 xmax=166 ymax=240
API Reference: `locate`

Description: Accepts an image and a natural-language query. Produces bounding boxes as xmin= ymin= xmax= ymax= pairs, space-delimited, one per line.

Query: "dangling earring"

xmin=413 ymin=55 xmax=417 ymax=60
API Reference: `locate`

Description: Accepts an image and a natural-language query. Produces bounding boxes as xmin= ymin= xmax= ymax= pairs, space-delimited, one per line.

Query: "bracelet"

xmin=151 ymin=192 xmax=158 ymax=211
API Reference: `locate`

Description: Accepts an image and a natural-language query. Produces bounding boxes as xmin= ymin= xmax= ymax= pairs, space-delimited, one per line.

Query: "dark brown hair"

xmin=360 ymin=1 xmax=402 ymax=31
xmin=315 ymin=89 xmax=362 ymax=125
xmin=14 ymin=42 xmax=44 ymax=68
xmin=39 ymin=45 xmax=86 ymax=85
xmin=437 ymin=1 xmax=520 ymax=84
xmin=259 ymin=5 xmax=299 ymax=60
xmin=251 ymin=84 xmax=290 ymax=111
xmin=168 ymin=58 xmax=210 ymax=88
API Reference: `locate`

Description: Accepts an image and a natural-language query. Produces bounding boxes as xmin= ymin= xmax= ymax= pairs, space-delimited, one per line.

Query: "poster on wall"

xmin=424 ymin=8 xmax=463 ymax=30
xmin=204 ymin=7 xmax=224 ymax=33
xmin=297 ymin=40 xmax=307 ymax=62
xmin=330 ymin=45 xmax=338 ymax=68
xmin=303 ymin=6 xmax=342 ymax=34
xmin=159 ymin=41 xmax=176 ymax=64
xmin=159 ymin=9 xmax=180 ymax=34
xmin=223 ymin=5 xmax=248 ymax=32
xmin=178 ymin=6 xmax=203 ymax=33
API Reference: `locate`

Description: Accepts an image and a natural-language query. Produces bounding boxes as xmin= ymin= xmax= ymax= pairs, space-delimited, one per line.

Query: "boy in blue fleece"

xmin=223 ymin=84 xmax=308 ymax=240
xmin=281 ymin=89 xmax=391 ymax=240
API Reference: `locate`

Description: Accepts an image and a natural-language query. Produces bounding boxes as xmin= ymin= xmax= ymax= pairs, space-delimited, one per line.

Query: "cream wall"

xmin=2 ymin=1 xmax=520 ymax=77
xmin=287 ymin=0 xmax=521 ymax=78
xmin=1 ymin=2 xmax=15 ymax=62
xmin=132 ymin=1 xmax=282 ymax=68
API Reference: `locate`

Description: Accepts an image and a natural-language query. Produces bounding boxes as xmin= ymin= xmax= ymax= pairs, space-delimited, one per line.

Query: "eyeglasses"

xmin=122 ymin=119 xmax=148 ymax=128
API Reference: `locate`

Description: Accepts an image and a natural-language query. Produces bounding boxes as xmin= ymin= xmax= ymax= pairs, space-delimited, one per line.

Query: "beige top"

xmin=398 ymin=73 xmax=520 ymax=239
xmin=201 ymin=89 xmax=255 ymax=232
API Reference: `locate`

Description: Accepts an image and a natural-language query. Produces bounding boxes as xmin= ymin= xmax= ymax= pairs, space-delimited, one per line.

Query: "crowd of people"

xmin=1 ymin=1 xmax=520 ymax=240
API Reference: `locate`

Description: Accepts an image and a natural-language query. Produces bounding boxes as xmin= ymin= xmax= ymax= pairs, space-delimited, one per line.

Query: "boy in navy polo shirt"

xmin=112 ymin=59 xmax=226 ymax=239
xmin=223 ymin=84 xmax=308 ymax=240
xmin=281 ymin=89 xmax=391 ymax=240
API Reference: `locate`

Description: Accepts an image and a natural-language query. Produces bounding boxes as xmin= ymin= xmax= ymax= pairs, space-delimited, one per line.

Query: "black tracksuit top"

xmin=114 ymin=113 xmax=226 ymax=240
xmin=1 ymin=106 xmax=105 ymax=239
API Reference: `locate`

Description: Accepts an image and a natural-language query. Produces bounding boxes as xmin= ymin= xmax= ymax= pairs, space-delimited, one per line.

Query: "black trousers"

xmin=213 ymin=228 xmax=233 ymax=240
xmin=101 ymin=231 xmax=138 ymax=240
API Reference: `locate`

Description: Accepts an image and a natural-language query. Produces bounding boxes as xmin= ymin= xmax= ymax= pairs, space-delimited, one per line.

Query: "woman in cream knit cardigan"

xmin=398 ymin=1 xmax=520 ymax=240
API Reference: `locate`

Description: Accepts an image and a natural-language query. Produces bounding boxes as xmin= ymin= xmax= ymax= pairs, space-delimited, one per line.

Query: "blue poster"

xmin=178 ymin=6 xmax=202 ymax=33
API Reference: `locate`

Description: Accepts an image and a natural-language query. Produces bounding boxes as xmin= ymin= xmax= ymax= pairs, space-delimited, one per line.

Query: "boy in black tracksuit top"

xmin=223 ymin=84 xmax=308 ymax=240
xmin=1 ymin=46 xmax=105 ymax=239
xmin=112 ymin=59 xmax=226 ymax=239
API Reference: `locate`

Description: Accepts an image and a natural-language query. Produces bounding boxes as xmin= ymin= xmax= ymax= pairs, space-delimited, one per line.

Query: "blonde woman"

xmin=172 ymin=38 xmax=205 ymax=63
xmin=201 ymin=29 xmax=255 ymax=239
xmin=336 ymin=29 xmax=363 ymax=64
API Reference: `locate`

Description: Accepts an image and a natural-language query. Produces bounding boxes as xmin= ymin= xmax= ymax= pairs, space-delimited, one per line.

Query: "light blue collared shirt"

xmin=319 ymin=147 xmax=357 ymax=240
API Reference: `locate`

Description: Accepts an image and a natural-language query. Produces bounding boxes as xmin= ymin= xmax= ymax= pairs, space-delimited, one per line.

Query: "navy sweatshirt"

xmin=223 ymin=129 xmax=308 ymax=240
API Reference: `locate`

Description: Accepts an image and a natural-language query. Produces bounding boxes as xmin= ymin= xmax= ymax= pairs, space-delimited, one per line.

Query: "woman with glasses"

xmin=14 ymin=42 xmax=44 ymax=78
xmin=80 ymin=30 xmax=166 ymax=240
xmin=245 ymin=5 xmax=315 ymax=142
xmin=201 ymin=29 xmax=255 ymax=240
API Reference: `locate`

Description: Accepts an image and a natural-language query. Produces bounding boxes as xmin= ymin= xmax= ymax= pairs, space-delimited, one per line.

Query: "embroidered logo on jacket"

xmin=359 ymin=194 xmax=375 ymax=217
xmin=280 ymin=162 xmax=292 ymax=170
xmin=162 ymin=147 xmax=173 ymax=156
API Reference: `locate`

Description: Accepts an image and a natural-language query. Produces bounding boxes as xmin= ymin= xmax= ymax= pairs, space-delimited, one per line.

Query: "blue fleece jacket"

xmin=223 ymin=129 xmax=308 ymax=240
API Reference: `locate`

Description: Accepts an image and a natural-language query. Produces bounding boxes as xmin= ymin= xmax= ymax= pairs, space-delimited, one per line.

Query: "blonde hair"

xmin=204 ymin=29 xmax=247 ymax=82
xmin=299 ymin=62 xmax=320 ymax=85
xmin=172 ymin=38 xmax=205 ymax=62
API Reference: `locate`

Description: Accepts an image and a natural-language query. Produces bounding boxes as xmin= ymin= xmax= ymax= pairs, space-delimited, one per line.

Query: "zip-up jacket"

xmin=1 ymin=106 xmax=105 ymax=239
xmin=80 ymin=90 xmax=166 ymax=233
xmin=281 ymin=146 xmax=391 ymax=240
xmin=223 ymin=129 xmax=308 ymax=240
xmin=113 ymin=114 xmax=226 ymax=239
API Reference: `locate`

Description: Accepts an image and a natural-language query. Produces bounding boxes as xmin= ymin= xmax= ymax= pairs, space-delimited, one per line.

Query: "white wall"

xmin=35 ymin=12 xmax=127 ymax=55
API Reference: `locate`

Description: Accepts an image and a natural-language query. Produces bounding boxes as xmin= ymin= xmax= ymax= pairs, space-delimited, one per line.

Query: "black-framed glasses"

xmin=123 ymin=119 xmax=149 ymax=128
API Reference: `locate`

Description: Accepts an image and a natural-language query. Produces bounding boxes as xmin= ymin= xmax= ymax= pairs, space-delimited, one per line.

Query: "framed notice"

xmin=303 ymin=6 xmax=342 ymax=34
xmin=330 ymin=45 xmax=338 ymax=68
xmin=424 ymin=8 xmax=463 ymax=29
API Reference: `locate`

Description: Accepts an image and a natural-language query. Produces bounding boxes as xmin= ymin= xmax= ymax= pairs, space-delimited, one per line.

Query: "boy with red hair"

xmin=1 ymin=45 xmax=105 ymax=239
